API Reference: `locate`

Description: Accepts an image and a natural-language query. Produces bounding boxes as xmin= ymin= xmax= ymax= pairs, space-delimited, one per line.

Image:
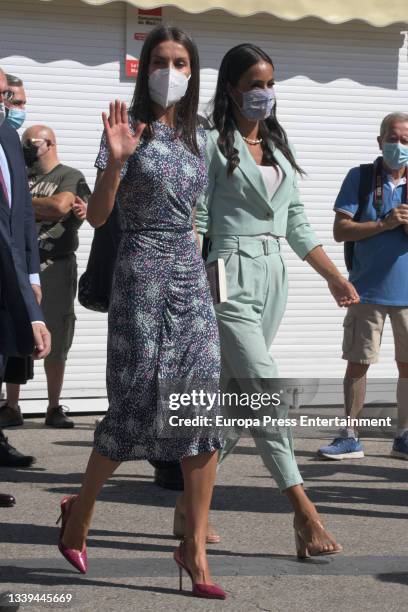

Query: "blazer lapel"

xmin=0 ymin=182 xmax=10 ymax=213
xmin=0 ymin=207 xmax=11 ymax=243
xmin=269 ymin=146 xmax=295 ymax=200
xmin=0 ymin=130 xmax=15 ymax=219
xmin=234 ymin=130 xmax=269 ymax=202
xmin=234 ymin=130 xmax=295 ymax=208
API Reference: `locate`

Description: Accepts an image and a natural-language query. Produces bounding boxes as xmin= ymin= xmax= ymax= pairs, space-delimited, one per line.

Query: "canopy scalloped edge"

xmin=39 ymin=0 xmax=408 ymax=28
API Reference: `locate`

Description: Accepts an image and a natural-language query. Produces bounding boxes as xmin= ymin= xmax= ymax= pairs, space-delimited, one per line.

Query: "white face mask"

xmin=0 ymin=102 xmax=6 ymax=128
xmin=148 ymin=68 xmax=189 ymax=109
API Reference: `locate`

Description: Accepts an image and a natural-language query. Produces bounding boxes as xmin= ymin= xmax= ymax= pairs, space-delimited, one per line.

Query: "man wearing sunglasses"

xmin=0 ymin=68 xmax=51 ymax=502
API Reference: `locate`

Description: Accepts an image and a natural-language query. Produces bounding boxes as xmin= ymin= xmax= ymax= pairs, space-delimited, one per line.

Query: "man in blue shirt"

xmin=318 ymin=112 xmax=408 ymax=460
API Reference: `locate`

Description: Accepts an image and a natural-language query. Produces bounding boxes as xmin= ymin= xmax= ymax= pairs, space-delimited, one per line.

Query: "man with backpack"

xmin=318 ymin=112 xmax=408 ymax=460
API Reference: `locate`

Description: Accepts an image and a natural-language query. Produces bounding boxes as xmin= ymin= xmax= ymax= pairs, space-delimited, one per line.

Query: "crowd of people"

xmin=0 ymin=72 xmax=89 ymax=431
xmin=1 ymin=23 xmax=408 ymax=600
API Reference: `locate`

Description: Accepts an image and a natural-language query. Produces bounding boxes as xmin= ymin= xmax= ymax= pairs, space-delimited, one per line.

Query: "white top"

xmin=259 ymin=164 xmax=284 ymax=199
xmin=251 ymin=164 xmax=284 ymax=241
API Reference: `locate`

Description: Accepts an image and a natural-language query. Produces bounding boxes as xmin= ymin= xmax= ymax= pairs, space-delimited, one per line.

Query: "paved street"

xmin=1 ymin=408 xmax=407 ymax=611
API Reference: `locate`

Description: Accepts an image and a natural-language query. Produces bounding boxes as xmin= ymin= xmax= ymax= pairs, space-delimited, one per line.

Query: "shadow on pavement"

xmin=0 ymin=566 xmax=179 ymax=595
xmin=377 ymin=572 xmax=408 ymax=586
xmin=1 ymin=522 xmax=308 ymax=561
xmin=1 ymin=467 xmax=407 ymax=518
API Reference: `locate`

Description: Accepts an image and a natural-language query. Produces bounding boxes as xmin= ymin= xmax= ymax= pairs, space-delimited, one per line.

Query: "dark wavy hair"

xmin=129 ymin=24 xmax=200 ymax=155
xmin=211 ymin=43 xmax=304 ymax=176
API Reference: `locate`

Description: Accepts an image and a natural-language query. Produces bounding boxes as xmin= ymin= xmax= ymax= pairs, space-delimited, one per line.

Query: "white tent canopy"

xmin=40 ymin=0 xmax=408 ymax=27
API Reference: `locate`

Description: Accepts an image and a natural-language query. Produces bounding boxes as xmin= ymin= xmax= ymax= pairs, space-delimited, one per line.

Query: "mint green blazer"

xmin=195 ymin=128 xmax=321 ymax=260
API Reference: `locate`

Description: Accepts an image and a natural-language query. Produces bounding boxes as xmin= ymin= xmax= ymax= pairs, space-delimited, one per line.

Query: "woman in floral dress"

xmin=56 ymin=25 xmax=225 ymax=600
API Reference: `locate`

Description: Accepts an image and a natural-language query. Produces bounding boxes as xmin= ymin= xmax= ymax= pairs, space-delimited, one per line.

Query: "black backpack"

xmin=344 ymin=162 xmax=376 ymax=271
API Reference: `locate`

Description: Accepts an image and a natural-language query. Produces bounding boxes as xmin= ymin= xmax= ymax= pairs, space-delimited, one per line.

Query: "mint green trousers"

xmin=208 ymin=236 xmax=303 ymax=492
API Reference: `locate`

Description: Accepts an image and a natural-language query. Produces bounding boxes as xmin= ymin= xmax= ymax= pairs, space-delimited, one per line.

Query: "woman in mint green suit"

xmin=196 ymin=44 xmax=359 ymax=557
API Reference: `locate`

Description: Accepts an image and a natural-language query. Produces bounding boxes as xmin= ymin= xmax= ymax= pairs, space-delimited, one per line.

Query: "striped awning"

xmin=40 ymin=1 xmax=408 ymax=27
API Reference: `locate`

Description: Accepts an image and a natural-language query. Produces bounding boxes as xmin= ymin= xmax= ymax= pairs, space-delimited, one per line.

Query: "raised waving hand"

xmin=102 ymin=100 xmax=146 ymax=164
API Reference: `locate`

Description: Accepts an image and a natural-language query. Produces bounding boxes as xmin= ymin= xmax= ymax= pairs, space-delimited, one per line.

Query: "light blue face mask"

xmin=382 ymin=142 xmax=408 ymax=170
xmin=234 ymin=87 xmax=275 ymax=121
xmin=6 ymin=107 xmax=26 ymax=130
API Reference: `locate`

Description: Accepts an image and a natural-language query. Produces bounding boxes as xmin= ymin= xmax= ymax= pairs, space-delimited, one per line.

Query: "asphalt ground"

xmin=0 ymin=407 xmax=407 ymax=612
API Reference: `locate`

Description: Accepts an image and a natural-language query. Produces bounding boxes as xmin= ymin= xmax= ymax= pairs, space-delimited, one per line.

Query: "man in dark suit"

xmin=0 ymin=68 xmax=51 ymax=507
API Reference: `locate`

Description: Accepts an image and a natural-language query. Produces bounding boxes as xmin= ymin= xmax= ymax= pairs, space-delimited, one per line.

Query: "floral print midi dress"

xmin=93 ymin=120 xmax=222 ymax=461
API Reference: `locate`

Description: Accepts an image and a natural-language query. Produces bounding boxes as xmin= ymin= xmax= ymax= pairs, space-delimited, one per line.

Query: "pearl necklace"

xmin=242 ymin=135 xmax=263 ymax=145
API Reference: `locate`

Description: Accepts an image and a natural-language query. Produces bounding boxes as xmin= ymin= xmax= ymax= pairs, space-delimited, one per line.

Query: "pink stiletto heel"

xmin=173 ymin=542 xmax=226 ymax=600
xmin=57 ymin=495 xmax=88 ymax=574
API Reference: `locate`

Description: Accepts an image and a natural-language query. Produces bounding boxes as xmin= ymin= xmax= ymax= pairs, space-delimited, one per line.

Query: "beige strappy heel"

xmin=173 ymin=505 xmax=221 ymax=544
xmin=294 ymin=518 xmax=343 ymax=559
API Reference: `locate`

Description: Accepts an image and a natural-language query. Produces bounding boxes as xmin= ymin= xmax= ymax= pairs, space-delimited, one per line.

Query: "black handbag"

xmin=78 ymin=202 xmax=122 ymax=313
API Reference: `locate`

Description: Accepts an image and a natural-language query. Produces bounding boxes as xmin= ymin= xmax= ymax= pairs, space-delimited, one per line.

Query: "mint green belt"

xmin=210 ymin=235 xmax=280 ymax=257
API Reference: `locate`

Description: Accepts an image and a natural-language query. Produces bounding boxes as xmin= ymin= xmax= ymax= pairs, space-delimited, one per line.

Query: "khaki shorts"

xmin=342 ymin=302 xmax=408 ymax=364
xmin=40 ymin=254 xmax=77 ymax=363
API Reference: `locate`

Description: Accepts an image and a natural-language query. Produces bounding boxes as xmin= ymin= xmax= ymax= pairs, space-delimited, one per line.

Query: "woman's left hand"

xmin=327 ymin=275 xmax=360 ymax=307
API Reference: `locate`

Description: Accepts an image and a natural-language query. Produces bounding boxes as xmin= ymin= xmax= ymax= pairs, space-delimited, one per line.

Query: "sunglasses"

xmin=0 ymin=90 xmax=14 ymax=102
xmin=24 ymin=138 xmax=48 ymax=147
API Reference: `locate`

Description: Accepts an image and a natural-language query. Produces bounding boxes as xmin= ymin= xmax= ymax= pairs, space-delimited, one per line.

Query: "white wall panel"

xmin=0 ymin=0 xmax=131 ymax=400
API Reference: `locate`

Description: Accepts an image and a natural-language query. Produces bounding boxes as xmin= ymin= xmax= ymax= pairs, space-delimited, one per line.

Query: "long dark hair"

xmin=211 ymin=43 xmax=304 ymax=176
xmin=129 ymin=25 xmax=200 ymax=155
